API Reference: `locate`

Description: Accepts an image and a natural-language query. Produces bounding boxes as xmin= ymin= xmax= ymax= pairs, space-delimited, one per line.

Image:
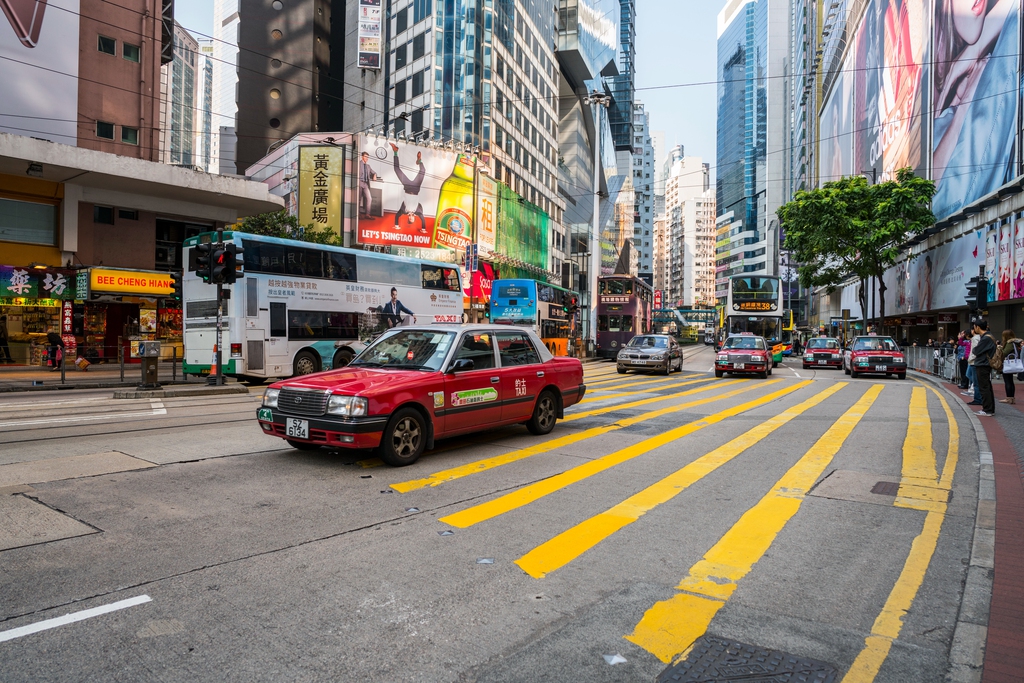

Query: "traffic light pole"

xmin=213 ymin=228 xmax=224 ymax=386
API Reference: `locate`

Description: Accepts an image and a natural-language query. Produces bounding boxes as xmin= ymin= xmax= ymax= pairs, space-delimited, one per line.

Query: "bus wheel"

xmin=293 ymin=350 xmax=319 ymax=376
xmin=379 ymin=407 xmax=426 ymax=466
xmin=333 ymin=348 xmax=354 ymax=369
xmin=526 ymin=390 xmax=558 ymax=435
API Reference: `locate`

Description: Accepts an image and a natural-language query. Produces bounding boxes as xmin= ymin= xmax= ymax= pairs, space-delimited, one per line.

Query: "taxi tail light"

xmin=230 ymin=343 xmax=243 ymax=357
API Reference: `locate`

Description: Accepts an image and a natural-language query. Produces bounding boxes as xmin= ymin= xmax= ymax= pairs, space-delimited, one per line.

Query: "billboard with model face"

xmin=931 ymin=0 xmax=1020 ymax=220
xmin=819 ymin=55 xmax=854 ymax=183
xmin=0 ymin=0 xmax=79 ymax=144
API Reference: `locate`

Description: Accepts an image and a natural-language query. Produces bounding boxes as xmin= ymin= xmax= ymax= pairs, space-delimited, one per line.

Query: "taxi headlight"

xmin=894 ymin=357 xmax=906 ymax=364
xmin=858 ymin=360 xmax=870 ymax=366
xmin=327 ymin=395 xmax=369 ymax=417
xmin=804 ymin=354 xmax=813 ymax=360
xmin=717 ymin=354 xmax=728 ymax=361
xmin=263 ymin=388 xmax=280 ymax=408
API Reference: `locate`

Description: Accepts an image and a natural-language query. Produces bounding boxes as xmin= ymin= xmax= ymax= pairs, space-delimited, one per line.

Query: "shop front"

xmin=0 ymin=265 xmax=181 ymax=366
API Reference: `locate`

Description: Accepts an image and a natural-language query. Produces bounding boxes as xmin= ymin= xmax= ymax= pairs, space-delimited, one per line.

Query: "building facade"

xmin=212 ymin=0 xmax=240 ymax=174
xmin=631 ymin=103 xmax=654 ymax=276
xmin=159 ymin=22 xmax=199 ymax=167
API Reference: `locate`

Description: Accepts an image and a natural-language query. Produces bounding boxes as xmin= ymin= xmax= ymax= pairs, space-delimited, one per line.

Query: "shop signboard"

xmin=297 ymin=146 xmax=344 ymax=238
xmin=89 ymin=268 xmax=173 ymax=297
xmin=938 ymin=313 xmax=958 ymax=324
xmin=0 ymin=266 xmax=38 ymax=298
xmin=476 ymin=173 xmax=498 ymax=257
xmin=61 ymin=300 xmax=73 ymax=333
xmin=654 ymin=290 xmax=662 ymax=309
xmin=931 ymin=0 xmax=1020 ymax=220
xmin=360 ymin=244 xmax=457 ymax=264
xmin=915 ymin=316 xmax=933 ymax=326
xmin=357 ymin=0 xmax=382 ymax=69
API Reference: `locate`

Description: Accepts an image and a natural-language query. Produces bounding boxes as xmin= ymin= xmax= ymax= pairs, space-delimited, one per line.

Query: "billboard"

xmin=931 ymin=0 xmax=1020 ymax=219
xmin=0 ymin=0 xmax=79 ymax=144
xmin=885 ymin=229 xmax=987 ymax=314
xmin=297 ymin=146 xmax=344 ymax=237
xmin=997 ymin=222 xmax=1012 ymax=301
xmin=357 ymin=0 xmax=382 ymax=69
xmin=852 ymin=0 xmax=929 ymax=184
xmin=476 ymin=173 xmax=498 ymax=257
xmin=819 ymin=57 xmax=854 ymax=183
xmin=1015 ymin=220 xmax=1024 ymax=300
xmin=357 ymin=134 xmax=477 ymax=254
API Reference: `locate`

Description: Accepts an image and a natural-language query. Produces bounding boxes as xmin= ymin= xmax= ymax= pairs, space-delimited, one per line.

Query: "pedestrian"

xmin=957 ymin=331 xmax=971 ymax=389
xmin=45 ymin=327 xmax=64 ymax=371
xmin=970 ymin=319 xmax=997 ymax=416
xmin=0 ymin=315 xmax=12 ymax=363
xmin=963 ymin=327 xmax=982 ymax=402
xmin=993 ymin=329 xmax=1023 ymax=405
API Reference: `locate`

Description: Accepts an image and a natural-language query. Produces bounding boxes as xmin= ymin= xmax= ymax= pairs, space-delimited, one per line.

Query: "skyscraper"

xmin=608 ymin=0 xmax=635 ymax=151
xmin=631 ymin=102 xmax=654 ymax=275
xmin=159 ymin=22 xmax=198 ymax=167
xmin=212 ymin=0 xmax=239 ymax=174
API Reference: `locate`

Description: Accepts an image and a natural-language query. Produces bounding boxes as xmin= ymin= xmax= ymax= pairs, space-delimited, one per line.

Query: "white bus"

xmin=725 ymin=275 xmax=785 ymax=365
xmin=182 ymin=232 xmax=464 ymax=381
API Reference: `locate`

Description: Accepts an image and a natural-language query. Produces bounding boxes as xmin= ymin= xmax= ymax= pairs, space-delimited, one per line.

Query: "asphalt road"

xmin=0 ymin=344 xmax=982 ymax=682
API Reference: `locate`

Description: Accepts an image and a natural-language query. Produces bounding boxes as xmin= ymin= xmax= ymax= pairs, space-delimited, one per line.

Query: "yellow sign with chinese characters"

xmin=90 ymin=268 xmax=173 ymax=296
xmin=298 ymin=146 xmax=343 ymax=237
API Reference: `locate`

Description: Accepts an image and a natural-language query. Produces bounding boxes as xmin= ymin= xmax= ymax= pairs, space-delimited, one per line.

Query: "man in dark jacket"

xmin=971 ymin=319 xmax=997 ymax=416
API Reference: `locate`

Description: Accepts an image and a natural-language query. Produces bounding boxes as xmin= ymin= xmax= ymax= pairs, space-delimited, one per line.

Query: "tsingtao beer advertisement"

xmin=356 ymin=134 xmax=477 ymax=255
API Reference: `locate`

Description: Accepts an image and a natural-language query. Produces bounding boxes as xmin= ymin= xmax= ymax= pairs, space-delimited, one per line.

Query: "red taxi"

xmin=843 ymin=335 xmax=907 ymax=379
xmin=256 ymin=325 xmax=586 ymax=466
xmin=715 ymin=334 xmax=773 ymax=379
xmin=802 ymin=336 xmax=843 ymax=369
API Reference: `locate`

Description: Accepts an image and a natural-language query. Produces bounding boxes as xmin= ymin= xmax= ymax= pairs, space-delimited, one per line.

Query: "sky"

xmin=172 ymin=0 xmax=721 ymax=178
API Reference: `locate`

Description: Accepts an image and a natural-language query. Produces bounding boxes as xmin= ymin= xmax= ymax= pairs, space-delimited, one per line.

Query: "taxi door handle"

xmin=491 ymin=376 xmax=500 ymax=383
xmin=536 ymin=371 xmax=544 ymax=377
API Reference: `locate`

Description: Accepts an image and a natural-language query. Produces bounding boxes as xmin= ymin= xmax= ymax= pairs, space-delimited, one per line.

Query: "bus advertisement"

xmin=596 ymin=276 xmax=653 ymax=358
xmin=181 ymin=232 xmax=463 ymax=381
xmin=725 ymin=275 xmax=785 ymax=365
xmin=489 ymin=278 xmax=576 ymax=356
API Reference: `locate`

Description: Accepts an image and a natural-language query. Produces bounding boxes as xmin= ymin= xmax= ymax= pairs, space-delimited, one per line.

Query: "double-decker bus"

xmin=725 ymin=275 xmax=785 ymax=366
xmin=181 ymin=232 xmax=463 ymax=381
xmin=596 ymin=275 xmax=654 ymax=358
xmin=489 ymin=278 xmax=577 ymax=356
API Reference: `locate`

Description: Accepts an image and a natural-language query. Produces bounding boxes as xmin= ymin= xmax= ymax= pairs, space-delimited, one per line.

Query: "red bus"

xmin=596 ymin=276 xmax=654 ymax=358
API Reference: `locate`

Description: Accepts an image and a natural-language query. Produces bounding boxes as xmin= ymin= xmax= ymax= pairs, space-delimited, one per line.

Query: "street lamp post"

xmin=584 ymin=90 xmax=611 ymax=357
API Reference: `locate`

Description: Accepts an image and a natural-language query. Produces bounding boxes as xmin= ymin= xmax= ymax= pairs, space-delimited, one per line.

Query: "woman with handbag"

xmin=994 ymin=329 xmax=1023 ymax=404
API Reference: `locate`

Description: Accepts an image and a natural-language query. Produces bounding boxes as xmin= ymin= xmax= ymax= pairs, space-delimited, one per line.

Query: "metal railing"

xmin=903 ymin=347 xmax=962 ymax=383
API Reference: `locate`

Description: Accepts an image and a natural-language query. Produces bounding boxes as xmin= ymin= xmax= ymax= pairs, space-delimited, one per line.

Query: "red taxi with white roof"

xmin=802 ymin=336 xmax=843 ymax=369
xmin=715 ymin=333 xmax=773 ymax=379
xmin=256 ymin=325 xmax=585 ymax=466
xmin=844 ymin=335 xmax=907 ymax=379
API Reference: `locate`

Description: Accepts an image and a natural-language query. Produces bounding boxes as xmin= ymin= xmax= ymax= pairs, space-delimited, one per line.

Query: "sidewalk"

xmin=0 ymin=361 xmax=207 ymax=392
xmin=934 ymin=373 xmax=1024 ymax=683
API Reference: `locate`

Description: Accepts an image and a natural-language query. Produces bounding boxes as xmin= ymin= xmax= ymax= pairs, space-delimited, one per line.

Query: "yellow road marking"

xmin=516 ymin=382 xmax=847 ymax=579
xmin=897 ymin=388 xmax=938 ymax=491
xmin=356 ymin=458 xmax=383 ymax=468
xmin=585 ymin=375 xmax=692 ymax=392
xmin=438 ymin=380 xmax=807 ymax=529
xmin=579 ymin=377 xmax=715 ymax=404
xmin=564 ymin=378 xmax=755 ymax=423
xmin=841 ymin=382 xmax=959 ymax=682
xmin=625 ymin=384 xmax=882 ymax=663
xmin=391 ymin=380 xmax=747 ymax=493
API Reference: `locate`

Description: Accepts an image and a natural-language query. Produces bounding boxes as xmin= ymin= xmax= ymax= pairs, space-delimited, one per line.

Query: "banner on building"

xmin=357 ymin=0 xmax=382 ymax=69
xmin=986 ymin=229 xmax=997 ymax=302
xmin=298 ymin=146 xmax=344 ymax=238
xmin=476 ymin=173 xmax=498 ymax=257
xmin=998 ymin=223 xmax=1012 ymax=301
xmin=1014 ymin=219 xmax=1024 ymax=300
xmin=819 ymin=53 xmax=854 ymax=182
xmin=356 ymin=134 xmax=476 ymax=254
xmin=885 ymin=230 xmax=987 ymax=314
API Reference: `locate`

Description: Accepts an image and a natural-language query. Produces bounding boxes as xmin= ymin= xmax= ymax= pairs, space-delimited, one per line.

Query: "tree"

xmin=777 ymin=167 xmax=935 ymax=321
xmin=235 ymin=211 xmax=342 ymax=246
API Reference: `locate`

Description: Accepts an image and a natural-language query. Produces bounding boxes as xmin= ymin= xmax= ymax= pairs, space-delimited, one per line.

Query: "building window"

xmin=96 ymin=121 xmax=115 ymax=139
xmin=97 ymin=35 xmax=116 ymax=54
xmin=121 ymin=126 xmax=139 ymax=145
xmin=413 ymin=32 xmax=425 ymax=60
xmin=394 ymin=80 xmax=406 ymax=105
xmin=122 ymin=42 xmax=140 ymax=62
xmin=0 ymin=198 xmax=58 ymax=246
xmin=396 ymin=8 xmax=408 ymax=34
xmin=395 ymin=43 xmax=407 ymax=69
xmin=411 ymin=108 xmax=423 ymax=133
xmin=411 ymin=70 xmax=424 ymax=96
xmin=93 ymin=206 xmax=115 ymax=224
xmin=413 ymin=0 xmax=432 ymax=23
xmin=118 ymin=209 xmax=139 ymax=220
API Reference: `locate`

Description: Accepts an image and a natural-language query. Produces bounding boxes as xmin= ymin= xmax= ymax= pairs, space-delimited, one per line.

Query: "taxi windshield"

xmin=724 ymin=336 xmax=765 ymax=350
xmin=351 ymin=330 xmax=455 ymax=371
xmin=807 ymin=338 xmax=840 ymax=350
xmin=852 ymin=337 xmax=899 ymax=352
xmin=627 ymin=336 xmax=667 ymax=348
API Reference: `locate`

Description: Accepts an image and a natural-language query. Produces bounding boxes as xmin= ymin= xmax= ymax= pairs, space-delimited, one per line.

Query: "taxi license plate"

xmin=633 ymin=359 xmax=646 ymax=365
xmin=874 ymin=365 xmax=888 ymax=372
xmin=818 ymin=360 xmax=828 ymax=365
xmin=734 ymin=363 xmax=745 ymax=370
xmin=286 ymin=418 xmax=309 ymax=439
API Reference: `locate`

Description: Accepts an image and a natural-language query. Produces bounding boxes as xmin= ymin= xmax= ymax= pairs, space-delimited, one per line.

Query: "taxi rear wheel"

xmin=526 ymin=390 xmax=558 ymax=435
xmin=379 ymin=407 xmax=426 ymax=466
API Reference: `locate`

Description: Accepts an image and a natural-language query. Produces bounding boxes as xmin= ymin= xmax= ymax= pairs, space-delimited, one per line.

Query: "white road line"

xmin=0 ymin=410 xmax=165 ymax=428
xmin=149 ymin=399 xmax=166 ymax=415
xmin=793 ymin=372 xmax=802 ymax=378
xmin=0 ymin=595 xmax=152 ymax=643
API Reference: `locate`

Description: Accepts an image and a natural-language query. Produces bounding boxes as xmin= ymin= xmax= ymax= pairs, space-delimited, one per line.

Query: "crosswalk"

xmin=389 ymin=362 xmax=965 ymax=680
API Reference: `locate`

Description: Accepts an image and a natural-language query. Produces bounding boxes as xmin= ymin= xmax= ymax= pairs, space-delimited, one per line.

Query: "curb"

xmin=910 ymin=372 xmax=993 ymax=683
xmin=112 ymin=385 xmax=250 ymax=399
xmin=0 ymin=380 xmax=205 ymax=393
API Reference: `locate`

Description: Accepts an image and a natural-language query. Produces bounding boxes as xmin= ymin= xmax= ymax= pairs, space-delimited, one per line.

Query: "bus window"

xmin=270 ymin=302 xmax=287 ymax=337
xmin=624 ymin=281 xmax=633 ymax=294
xmin=288 ymin=310 xmax=359 ymax=340
xmin=286 ymin=246 xmax=324 ymax=278
xmin=326 ymin=252 xmax=357 ymax=281
xmin=421 ymin=265 xmax=461 ymax=291
xmin=621 ymin=315 xmax=633 ymax=332
xmin=598 ymin=315 xmax=609 ymax=331
xmin=608 ymin=281 xmax=624 ymax=295
xmin=358 ymin=255 xmax=420 ymax=287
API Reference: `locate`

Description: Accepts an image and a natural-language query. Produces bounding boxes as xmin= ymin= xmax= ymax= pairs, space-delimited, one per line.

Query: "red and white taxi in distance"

xmin=844 ymin=335 xmax=907 ymax=379
xmin=256 ymin=325 xmax=585 ymax=466
xmin=802 ymin=336 xmax=843 ymax=369
xmin=715 ymin=333 xmax=773 ymax=379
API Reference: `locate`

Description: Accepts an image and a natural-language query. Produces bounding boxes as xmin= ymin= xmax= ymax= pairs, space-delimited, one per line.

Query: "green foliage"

xmin=235 ymin=211 xmax=342 ymax=246
xmin=777 ymin=167 xmax=936 ymax=318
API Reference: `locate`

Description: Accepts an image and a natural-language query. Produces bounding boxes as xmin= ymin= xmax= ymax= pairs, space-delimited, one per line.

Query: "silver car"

xmin=616 ymin=335 xmax=684 ymax=375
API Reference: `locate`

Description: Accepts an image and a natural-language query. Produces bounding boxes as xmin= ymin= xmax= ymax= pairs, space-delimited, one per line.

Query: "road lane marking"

xmin=564 ymin=378 xmax=755 ymax=423
xmin=391 ymin=380 xmax=749 ymax=493
xmin=841 ymin=383 xmax=960 ymax=682
xmin=438 ymin=380 xmax=806 ymax=528
xmin=625 ymin=383 xmax=882 ymax=663
xmin=579 ymin=377 xmax=715 ymax=404
xmin=0 ymin=409 xmax=168 ymax=428
xmin=897 ymin=388 xmax=937 ymax=493
xmin=516 ymin=382 xmax=847 ymax=579
xmin=0 ymin=595 xmax=152 ymax=643
xmin=585 ymin=375 xmax=693 ymax=391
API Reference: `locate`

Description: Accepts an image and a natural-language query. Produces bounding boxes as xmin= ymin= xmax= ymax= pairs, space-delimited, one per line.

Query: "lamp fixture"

xmin=26 ymin=162 xmax=43 ymax=177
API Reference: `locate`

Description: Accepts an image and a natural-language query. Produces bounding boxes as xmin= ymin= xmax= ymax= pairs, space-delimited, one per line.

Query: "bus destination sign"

xmin=733 ymin=301 xmax=777 ymax=312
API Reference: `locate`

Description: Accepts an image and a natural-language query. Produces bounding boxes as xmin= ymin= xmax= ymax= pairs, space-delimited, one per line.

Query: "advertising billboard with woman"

xmin=931 ymin=0 xmax=1020 ymax=220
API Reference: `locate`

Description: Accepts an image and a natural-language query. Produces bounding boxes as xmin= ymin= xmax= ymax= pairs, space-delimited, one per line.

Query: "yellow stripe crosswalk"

xmin=578 ymin=376 xmax=715 ymax=404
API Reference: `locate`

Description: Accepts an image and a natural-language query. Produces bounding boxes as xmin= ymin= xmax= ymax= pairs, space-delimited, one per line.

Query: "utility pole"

xmin=585 ymin=90 xmax=611 ymax=356
xmin=213 ymin=227 xmax=224 ymax=386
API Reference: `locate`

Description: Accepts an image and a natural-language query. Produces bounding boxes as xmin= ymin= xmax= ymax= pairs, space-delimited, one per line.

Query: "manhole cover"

xmin=870 ymin=481 xmax=900 ymax=496
xmin=656 ymin=636 xmax=838 ymax=682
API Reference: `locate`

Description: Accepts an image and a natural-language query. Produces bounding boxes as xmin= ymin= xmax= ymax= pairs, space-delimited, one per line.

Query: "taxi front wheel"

xmin=379 ymin=407 xmax=426 ymax=466
xmin=527 ymin=390 xmax=558 ymax=435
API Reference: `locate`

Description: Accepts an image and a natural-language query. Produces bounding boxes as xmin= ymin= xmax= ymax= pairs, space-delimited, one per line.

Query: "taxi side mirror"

xmin=448 ymin=358 xmax=475 ymax=373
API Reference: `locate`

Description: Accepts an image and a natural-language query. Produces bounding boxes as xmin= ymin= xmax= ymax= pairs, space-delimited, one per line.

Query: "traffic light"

xmin=483 ymin=301 xmax=491 ymax=319
xmin=965 ymin=276 xmax=988 ymax=312
xmin=224 ymin=242 xmax=243 ymax=284
xmin=169 ymin=271 xmax=183 ymax=302
xmin=195 ymin=242 xmax=213 ymax=283
xmin=210 ymin=243 xmax=229 ymax=284
xmin=566 ymin=295 xmax=579 ymax=316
